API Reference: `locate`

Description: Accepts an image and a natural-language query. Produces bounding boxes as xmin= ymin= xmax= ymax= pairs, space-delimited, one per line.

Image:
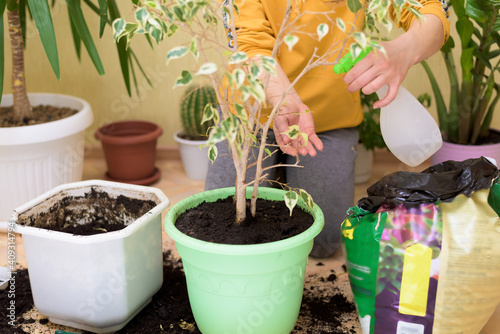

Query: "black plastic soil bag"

xmin=358 ymin=156 xmax=499 ymax=212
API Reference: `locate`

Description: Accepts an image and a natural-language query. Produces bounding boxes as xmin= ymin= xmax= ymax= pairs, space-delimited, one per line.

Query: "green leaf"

xmin=166 ymin=46 xmax=189 ymax=64
xmin=282 ymin=125 xmax=300 ymax=139
xmin=195 ymin=62 xmax=218 ymax=75
xmin=352 ymin=32 xmax=367 ymax=49
xmin=234 ymin=102 xmax=248 ymax=123
xmin=173 ymin=70 xmax=193 ymax=88
xmin=456 ymin=17 xmax=474 ymax=47
xmin=232 ymin=68 xmax=246 ymax=88
xmin=189 ymin=38 xmax=199 ymax=59
xmin=346 ymin=0 xmax=362 ymax=13
xmin=208 ymin=144 xmax=217 ymax=163
xmin=207 ymin=126 xmax=227 ymax=146
xmin=284 ymin=34 xmax=299 ymax=51
xmin=27 ymin=0 xmax=60 ymax=79
xmin=336 ymin=18 xmax=346 ymax=32
xmin=249 ymin=62 xmax=262 ymax=79
xmin=284 ymin=190 xmax=299 ymax=216
xmin=66 ymin=0 xmax=105 ymax=75
xmin=317 ymin=23 xmax=328 ymax=41
xmin=135 ymin=7 xmax=149 ymax=27
xmin=465 ymin=0 xmax=492 ymax=23
xmin=97 ymin=0 xmax=107 ymax=37
xmin=460 ymin=47 xmax=475 ymax=82
xmin=406 ymin=0 xmax=423 ymax=8
xmin=299 ymin=189 xmax=314 ymax=209
xmin=68 ymin=4 xmax=82 ymax=60
xmin=229 ymin=51 xmax=248 ymax=65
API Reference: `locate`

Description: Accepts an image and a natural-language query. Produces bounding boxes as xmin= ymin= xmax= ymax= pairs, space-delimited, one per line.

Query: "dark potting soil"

xmin=1 ymin=252 xmax=359 ymax=334
xmin=17 ymin=188 xmax=157 ymax=236
xmin=175 ymin=196 xmax=314 ymax=244
xmin=0 ymin=105 xmax=78 ymax=127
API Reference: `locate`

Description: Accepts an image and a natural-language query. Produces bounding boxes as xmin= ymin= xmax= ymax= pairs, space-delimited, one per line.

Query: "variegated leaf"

xmin=317 ymin=23 xmax=329 ymax=41
xmin=299 ymin=189 xmax=314 ymax=209
xmin=284 ymin=190 xmax=299 ymax=216
xmin=173 ymin=70 xmax=193 ymax=88
xmin=229 ymin=52 xmax=248 ymax=65
xmin=336 ymin=18 xmax=346 ymax=32
xmin=284 ymin=34 xmax=299 ymax=51
xmin=208 ymin=144 xmax=218 ymax=163
xmin=196 ymin=62 xmax=218 ymax=75
xmin=167 ymin=46 xmax=189 ymax=64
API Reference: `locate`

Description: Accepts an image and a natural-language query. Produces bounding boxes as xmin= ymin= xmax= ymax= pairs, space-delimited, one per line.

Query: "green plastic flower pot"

xmin=165 ymin=187 xmax=324 ymax=334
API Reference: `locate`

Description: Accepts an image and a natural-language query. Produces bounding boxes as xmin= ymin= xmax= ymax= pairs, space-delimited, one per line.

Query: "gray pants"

xmin=205 ymin=127 xmax=359 ymax=258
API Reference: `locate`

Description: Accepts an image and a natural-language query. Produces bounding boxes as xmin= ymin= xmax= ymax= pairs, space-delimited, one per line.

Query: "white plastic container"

xmin=377 ymin=85 xmax=442 ymax=167
xmin=0 ymin=93 xmax=94 ymax=224
xmin=13 ymin=180 xmax=169 ymax=333
xmin=174 ymin=131 xmax=210 ymax=180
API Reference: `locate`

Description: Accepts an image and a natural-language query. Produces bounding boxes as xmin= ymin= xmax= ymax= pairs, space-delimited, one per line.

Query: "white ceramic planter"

xmin=354 ymin=143 xmax=374 ymax=184
xmin=0 ymin=93 xmax=94 ymax=223
xmin=174 ymin=131 xmax=209 ymax=180
xmin=13 ymin=180 xmax=169 ymax=333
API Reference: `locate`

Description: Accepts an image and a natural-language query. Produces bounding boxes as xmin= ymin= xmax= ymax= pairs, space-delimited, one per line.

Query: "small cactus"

xmin=179 ymin=84 xmax=218 ymax=139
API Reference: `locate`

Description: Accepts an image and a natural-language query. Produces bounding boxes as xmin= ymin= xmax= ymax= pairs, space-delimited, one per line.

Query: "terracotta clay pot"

xmin=95 ymin=120 xmax=163 ymax=185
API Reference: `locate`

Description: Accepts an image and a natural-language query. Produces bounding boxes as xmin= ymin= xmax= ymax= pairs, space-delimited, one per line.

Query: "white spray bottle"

xmin=334 ymin=46 xmax=442 ymax=167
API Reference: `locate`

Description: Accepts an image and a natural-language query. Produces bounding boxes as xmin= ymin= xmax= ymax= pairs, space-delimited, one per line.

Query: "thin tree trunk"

xmin=8 ymin=7 xmax=32 ymax=121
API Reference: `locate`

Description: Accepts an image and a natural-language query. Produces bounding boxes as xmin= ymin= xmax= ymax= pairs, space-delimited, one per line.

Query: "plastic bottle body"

xmin=377 ymin=85 xmax=442 ymax=167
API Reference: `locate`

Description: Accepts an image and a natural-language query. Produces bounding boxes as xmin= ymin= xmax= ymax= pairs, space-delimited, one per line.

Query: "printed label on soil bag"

xmin=373 ymin=204 xmax=441 ymax=334
xmin=342 ymin=203 xmax=442 ymax=334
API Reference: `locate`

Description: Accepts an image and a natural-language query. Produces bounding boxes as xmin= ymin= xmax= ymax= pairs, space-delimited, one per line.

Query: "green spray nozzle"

xmin=333 ymin=45 xmax=374 ymax=74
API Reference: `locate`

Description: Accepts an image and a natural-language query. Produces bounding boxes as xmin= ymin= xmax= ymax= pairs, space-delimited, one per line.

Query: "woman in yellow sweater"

xmin=206 ymin=0 xmax=450 ymax=258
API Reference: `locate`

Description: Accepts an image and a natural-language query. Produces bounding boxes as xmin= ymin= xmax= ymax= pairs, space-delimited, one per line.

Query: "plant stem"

xmin=7 ymin=6 xmax=32 ymax=121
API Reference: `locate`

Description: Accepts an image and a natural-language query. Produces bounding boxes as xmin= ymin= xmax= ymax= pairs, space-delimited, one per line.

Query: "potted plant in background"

xmin=94 ymin=120 xmax=163 ymax=185
xmin=13 ymin=179 xmax=169 ymax=333
xmin=114 ymin=0 xmax=418 ymax=332
xmin=174 ymin=83 xmax=217 ymax=180
xmin=0 ymin=0 xmax=147 ymax=223
xmin=421 ymin=0 xmax=500 ymax=164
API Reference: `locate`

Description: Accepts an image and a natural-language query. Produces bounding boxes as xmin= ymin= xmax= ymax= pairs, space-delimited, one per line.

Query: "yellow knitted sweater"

xmin=230 ymin=0 xmax=450 ymax=132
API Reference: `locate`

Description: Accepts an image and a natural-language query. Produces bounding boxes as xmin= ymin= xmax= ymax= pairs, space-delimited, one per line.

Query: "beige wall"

xmin=2 ymin=4 xmax=499 ymax=147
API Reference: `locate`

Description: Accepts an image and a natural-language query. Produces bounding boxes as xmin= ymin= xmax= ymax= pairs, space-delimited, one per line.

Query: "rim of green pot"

xmin=164 ymin=187 xmax=324 ymax=255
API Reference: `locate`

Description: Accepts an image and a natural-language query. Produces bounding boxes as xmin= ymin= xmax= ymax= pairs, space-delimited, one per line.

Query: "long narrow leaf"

xmin=444 ymin=52 xmax=460 ymax=142
xmin=97 ymin=0 xmax=107 ymax=37
xmin=479 ymin=84 xmax=499 ymax=136
xmin=68 ymin=4 xmax=82 ymax=60
xmin=0 ymin=0 xmax=5 ymax=103
xmin=421 ymin=60 xmax=448 ymax=134
xmin=108 ymin=0 xmax=131 ymax=96
xmin=27 ymin=0 xmax=60 ymax=79
xmin=66 ymin=0 xmax=104 ymax=75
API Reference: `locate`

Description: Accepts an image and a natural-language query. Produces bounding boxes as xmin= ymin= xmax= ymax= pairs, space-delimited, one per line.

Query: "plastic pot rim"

xmin=0 ymin=93 xmax=93 ymax=145
xmin=95 ymin=120 xmax=163 ymax=146
xmin=13 ymin=180 xmax=169 ymax=244
xmin=173 ymin=130 xmax=209 ymax=145
xmin=164 ymin=186 xmax=324 ymax=256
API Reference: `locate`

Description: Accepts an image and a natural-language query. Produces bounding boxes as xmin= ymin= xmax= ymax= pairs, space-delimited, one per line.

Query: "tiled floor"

xmin=1 ymin=148 xmax=499 ymax=333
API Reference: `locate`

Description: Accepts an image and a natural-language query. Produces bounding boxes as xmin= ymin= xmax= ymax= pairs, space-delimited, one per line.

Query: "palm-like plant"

xmin=1 ymin=0 xmax=148 ymax=122
xmin=422 ymin=0 xmax=500 ymax=145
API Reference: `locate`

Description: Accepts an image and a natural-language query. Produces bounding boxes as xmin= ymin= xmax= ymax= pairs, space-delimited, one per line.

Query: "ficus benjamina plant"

xmin=113 ymin=0 xmax=423 ymax=225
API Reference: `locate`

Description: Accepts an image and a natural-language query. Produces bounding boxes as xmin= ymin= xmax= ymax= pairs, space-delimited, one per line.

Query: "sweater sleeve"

xmin=225 ymin=0 xmax=276 ymax=57
xmin=391 ymin=0 xmax=451 ymax=45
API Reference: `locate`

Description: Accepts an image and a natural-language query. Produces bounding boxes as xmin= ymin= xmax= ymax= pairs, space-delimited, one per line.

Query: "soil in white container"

xmin=0 ymin=105 xmax=78 ymax=127
xmin=17 ymin=188 xmax=156 ymax=236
